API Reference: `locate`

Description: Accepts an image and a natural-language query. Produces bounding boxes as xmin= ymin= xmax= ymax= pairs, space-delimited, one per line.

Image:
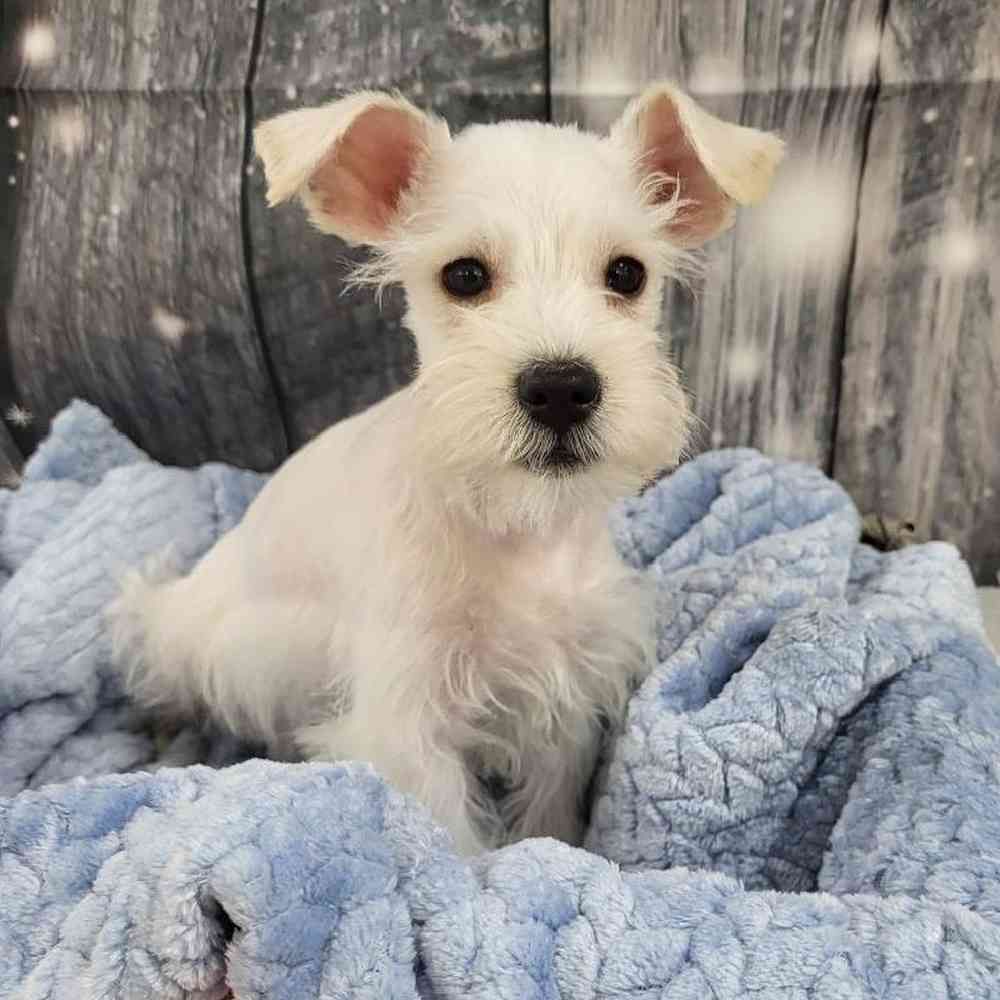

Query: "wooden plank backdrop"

xmin=0 ymin=4 xmax=32 ymax=466
xmin=834 ymin=0 xmax=1000 ymax=586
xmin=0 ymin=0 xmax=997 ymax=583
xmin=1 ymin=0 xmax=256 ymax=91
xmin=0 ymin=89 xmax=25 ymax=471
xmin=0 ymin=0 xmax=287 ymax=469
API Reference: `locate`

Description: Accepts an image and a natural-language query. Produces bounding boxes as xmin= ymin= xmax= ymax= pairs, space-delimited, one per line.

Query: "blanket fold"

xmin=1 ymin=400 xmax=998 ymax=999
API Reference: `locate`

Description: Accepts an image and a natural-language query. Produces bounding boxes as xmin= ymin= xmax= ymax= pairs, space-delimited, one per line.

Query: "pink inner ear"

xmin=309 ymin=106 xmax=422 ymax=240
xmin=641 ymin=96 xmax=731 ymax=246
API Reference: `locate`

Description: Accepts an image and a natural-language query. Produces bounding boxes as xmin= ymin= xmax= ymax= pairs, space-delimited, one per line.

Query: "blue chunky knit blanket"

xmin=2 ymin=400 xmax=999 ymax=999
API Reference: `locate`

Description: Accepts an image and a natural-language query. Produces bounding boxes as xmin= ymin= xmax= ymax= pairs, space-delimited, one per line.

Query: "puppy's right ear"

xmin=254 ymin=91 xmax=449 ymax=245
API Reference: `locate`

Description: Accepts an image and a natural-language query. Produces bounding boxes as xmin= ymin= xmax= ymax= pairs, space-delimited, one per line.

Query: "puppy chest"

xmin=441 ymin=540 xmax=629 ymax=665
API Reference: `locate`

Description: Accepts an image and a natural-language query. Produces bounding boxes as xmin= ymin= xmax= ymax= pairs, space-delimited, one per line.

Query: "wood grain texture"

xmin=879 ymin=0 xmax=1000 ymax=84
xmin=4 ymin=91 xmax=287 ymax=468
xmin=0 ymin=0 xmax=259 ymax=90
xmin=0 ymin=419 xmax=23 ymax=486
xmin=834 ymin=0 xmax=1000 ymax=584
xmin=552 ymin=0 xmax=883 ymax=112
xmin=247 ymin=0 xmax=547 ymax=448
xmin=551 ymin=0 xmax=883 ymax=467
xmin=1 ymin=4 xmax=39 ymax=457
xmin=0 ymin=81 xmax=30 ymax=460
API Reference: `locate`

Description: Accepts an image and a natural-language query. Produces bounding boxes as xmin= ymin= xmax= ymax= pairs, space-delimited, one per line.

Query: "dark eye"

xmin=441 ymin=257 xmax=491 ymax=298
xmin=605 ymin=256 xmax=646 ymax=297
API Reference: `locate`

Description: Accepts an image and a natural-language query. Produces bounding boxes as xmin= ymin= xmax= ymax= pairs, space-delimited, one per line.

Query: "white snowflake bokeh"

xmin=689 ymin=55 xmax=743 ymax=96
xmin=49 ymin=107 xmax=87 ymax=156
xmin=151 ymin=306 xmax=190 ymax=344
xmin=863 ymin=396 xmax=895 ymax=431
xmin=749 ymin=158 xmax=856 ymax=273
xmin=934 ymin=223 xmax=982 ymax=275
xmin=847 ymin=23 xmax=882 ymax=80
xmin=573 ymin=53 xmax=636 ymax=99
xmin=726 ymin=342 xmax=763 ymax=387
xmin=5 ymin=404 xmax=33 ymax=428
xmin=22 ymin=22 xmax=56 ymax=66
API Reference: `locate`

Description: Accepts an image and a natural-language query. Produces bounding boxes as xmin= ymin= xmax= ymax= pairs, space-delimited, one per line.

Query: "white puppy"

xmin=111 ymin=83 xmax=782 ymax=854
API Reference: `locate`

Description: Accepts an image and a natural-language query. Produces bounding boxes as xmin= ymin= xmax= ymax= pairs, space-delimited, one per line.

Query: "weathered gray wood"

xmin=1 ymin=5 xmax=38 ymax=458
xmin=0 ymin=419 xmax=23 ymax=488
xmin=834 ymin=0 xmax=1000 ymax=585
xmin=834 ymin=1 xmax=1000 ymax=585
xmin=551 ymin=0 xmax=883 ymax=468
xmin=5 ymin=91 xmax=287 ymax=469
xmin=0 ymin=70 xmax=29 ymax=460
xmin=552 ymin=0 xmax=884 ymax=123
xmin=0 ymin=0 xmax=258 ymax=90
xmin=1 ymin=1 xmax=289 ymax=468
xmin=879 ymin=0 xmax=1000 ymax=84
xmin=248 ymin=0 xmax=547 ymax=448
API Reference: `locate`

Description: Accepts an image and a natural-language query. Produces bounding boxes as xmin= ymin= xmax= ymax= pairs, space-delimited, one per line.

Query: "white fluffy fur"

xmin=109 ymin=83 xmax=781 ymax=855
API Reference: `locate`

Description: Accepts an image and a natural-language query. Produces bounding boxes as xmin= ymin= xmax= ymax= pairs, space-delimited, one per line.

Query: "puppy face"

xmin=256 ymin=86 xmax=783 ymax=530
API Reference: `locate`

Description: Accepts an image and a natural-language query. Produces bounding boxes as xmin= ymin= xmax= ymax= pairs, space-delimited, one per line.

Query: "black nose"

xmin=516 ymin=360 xmax=602 ymax=435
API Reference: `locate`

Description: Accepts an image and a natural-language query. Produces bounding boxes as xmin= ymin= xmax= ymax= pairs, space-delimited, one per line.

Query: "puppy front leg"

xmin=299 ymin=707 xmax=493 ymax=856
xmin=503 ymin=724 xmax=605 ymax=847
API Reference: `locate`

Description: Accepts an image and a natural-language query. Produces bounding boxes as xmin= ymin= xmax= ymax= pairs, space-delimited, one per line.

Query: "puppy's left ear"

xmin=611 ymin=82 xmax=784 ymax=247
xmin=254 ymin=91 xmax=449 ymax=245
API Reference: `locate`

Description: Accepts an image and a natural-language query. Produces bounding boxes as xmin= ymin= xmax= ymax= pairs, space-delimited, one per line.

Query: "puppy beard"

xmin=411 ymin=322 xmax=691 ymax=536
xmin=412 ymin=372 xmax=601 ymax=535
